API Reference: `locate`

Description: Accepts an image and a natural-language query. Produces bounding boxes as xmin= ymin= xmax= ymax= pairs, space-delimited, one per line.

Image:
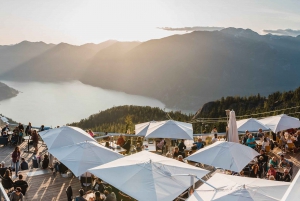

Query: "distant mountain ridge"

xmin=0 ymin=82 xmax=18 ymax=101
xmin=1 ymin=28 xmax=300 ymax=111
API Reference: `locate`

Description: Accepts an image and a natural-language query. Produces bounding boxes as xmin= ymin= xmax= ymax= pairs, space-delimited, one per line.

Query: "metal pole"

xmin=171 ymin=174 xmax=217 ymax=191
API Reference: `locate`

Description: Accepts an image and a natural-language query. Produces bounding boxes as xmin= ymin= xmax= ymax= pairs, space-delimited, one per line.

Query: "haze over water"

xmin=0 ymin=81 xmax=168 ymax=127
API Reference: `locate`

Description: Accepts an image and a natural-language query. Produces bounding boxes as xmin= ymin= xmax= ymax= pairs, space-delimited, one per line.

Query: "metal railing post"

xmin=0 ymin=183 xmax=10 ymax=201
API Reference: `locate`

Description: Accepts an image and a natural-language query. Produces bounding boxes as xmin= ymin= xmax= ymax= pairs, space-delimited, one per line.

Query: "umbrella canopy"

xmin=145 ymin=120 xmax=193 ymax=140
xmin=281 ymin=169 xmax=300 ymax=201
xmin=237 ymin=118 xmax=270 ymax=132
xmin=89 ymin=151 xmax=209 ymax=201
xmin=49 ymin=141 xmax=123 ymax=177
xmin=258 ymin=114 xmax=300 ymax=133
xmin=186 ymin=141 xmax=259 ymax=172
xmin=0 ymin=116 xmax=8 ymax=123
xmin=227 ymin=111 xmax=239 ymax=143
xmin=135 ymin=121 xmax=156 ymax=136
xmin=39 ymin=126 xmax=95 ymax=150
xmin=187 ymin=173 xmax=289 ymax=201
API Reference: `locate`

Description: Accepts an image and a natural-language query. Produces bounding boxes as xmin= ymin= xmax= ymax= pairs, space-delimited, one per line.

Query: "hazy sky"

xmin=1 ymin=0 xmax=300 ymax=45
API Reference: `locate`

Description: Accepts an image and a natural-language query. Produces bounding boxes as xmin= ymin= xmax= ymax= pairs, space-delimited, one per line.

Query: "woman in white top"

xmin=262 ymin=137 xmax=269 ymax=150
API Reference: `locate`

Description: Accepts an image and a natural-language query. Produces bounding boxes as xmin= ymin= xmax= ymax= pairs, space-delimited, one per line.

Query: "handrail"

xmin=0 ymin=183 xmax=10 ymax=201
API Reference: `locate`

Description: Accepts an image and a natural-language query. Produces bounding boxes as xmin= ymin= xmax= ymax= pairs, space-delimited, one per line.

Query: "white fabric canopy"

xmin=186 ymin=141 xmax=259 ymax=172
xmin=237 ymin=118 xmax=270 ymax=132
xmin=145 ymin=120 xmax=193 ymax=140
xmin=187 ymin=173 xmax=289 ymax=201
xmin=227 ymin=111 xmax=239 ymax=143
xmin=281 ymin=170 xmax=300 ymax=201
xmin=89 ymin=151 xmax=209 ymax=201
xmin=49 ymin=141 xmax=123 ymax=177
xmin=39 ymin=126 xmax=95 ymax=150
xmin=135 ymin=121 xmax=156 ymax=136
xmin=258 ymin=114 xmax=300 ymax=133
xmin=0 ymin=116 xmax=8 ymax=123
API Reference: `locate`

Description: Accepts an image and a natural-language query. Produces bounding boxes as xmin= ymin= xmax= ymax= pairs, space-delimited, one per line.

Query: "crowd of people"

xmin=1 ymin=122 xmax=298 ymax=200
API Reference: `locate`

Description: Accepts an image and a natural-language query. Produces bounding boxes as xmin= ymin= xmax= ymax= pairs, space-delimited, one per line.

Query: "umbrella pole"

xmin=188 ymin=175 xmax=195 ymax=196
xmin=171 ymin=174 xmax=217 ymax=192
xmin=85 ymin=172 xmax=87 ymax=192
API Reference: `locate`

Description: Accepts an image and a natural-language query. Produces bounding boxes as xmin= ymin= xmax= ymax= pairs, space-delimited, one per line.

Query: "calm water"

xmin=0 ymin=81 xmax=168 ymax=127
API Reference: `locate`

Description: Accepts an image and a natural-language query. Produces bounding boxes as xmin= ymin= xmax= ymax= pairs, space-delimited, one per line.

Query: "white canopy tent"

xmin=237 ymin=118 xmax=270 ymax=132
xmin=186 ymin=141 xmax=259 ymax=172
xmin=281 ymin=170 xmax=300 ymax=201
xmin=39 ymin=126 xmax=95 ymax=150
xmin=227 ymin=111 xmax=239 ymax=143
xmin=258 ymin=114 xmax=300 ymax=133
xmin=145 ymin=120 xmax=193 ymax=140
xmin=135 ymin=121 xmax=156 ymax=136
xmin=89 ymin=151 xmax=209 ymax=201
xmin=49 ymin=141 xmax=123 ymax=177
xmin=187 ymin=173 xmax=289 ymax=201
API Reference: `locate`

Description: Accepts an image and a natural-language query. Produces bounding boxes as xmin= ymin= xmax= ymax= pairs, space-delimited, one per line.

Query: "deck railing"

xmin=0 ymin=183 xmax=9 ymax=201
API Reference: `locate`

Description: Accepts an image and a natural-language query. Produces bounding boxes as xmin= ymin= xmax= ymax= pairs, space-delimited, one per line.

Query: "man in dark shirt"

xmin=0 ymin=161 xmax=8 ymax=176
xmin=257 ymin=129 xmax=264 ymax=139
xmin=256 ymin=150 xmax=268 ymax=178
xmin=18 ymin=123 xmax=24 ymax=132
xmin=279 ymin=169 xmax=292 ymax=182
xmin=178 ymin=139 xmax=186 ymax=152
xmin=14 ymin=174 xmax=28 ymax=195
xmin=19 ymin=158 xmax=28 ymax=171
xmin=173 ymin=147 xmax=184 ymax=159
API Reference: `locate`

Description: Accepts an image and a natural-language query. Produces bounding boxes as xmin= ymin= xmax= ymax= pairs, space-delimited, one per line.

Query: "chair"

xmin=265 ymin=146 xmax=270 ymax=153
xmin=287 ymin=143 xmax=296 ymax=153
xmin=0 ymin=137 xmax=8 ymax=146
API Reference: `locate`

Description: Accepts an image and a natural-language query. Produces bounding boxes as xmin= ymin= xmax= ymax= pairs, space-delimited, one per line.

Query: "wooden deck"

xmin=1 ymin=140 xmax=300 ymax=200
xmin=0 ymin=141 xmax=82 ymax=201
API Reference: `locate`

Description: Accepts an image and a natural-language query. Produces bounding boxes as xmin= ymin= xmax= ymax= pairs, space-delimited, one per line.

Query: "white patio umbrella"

xmin=187 ymin=173 xmax=289 ymax=201
xmin=281 ymin=169 xmax=300 ymax=201
xmin=258 ymin=114 xmax=300 ymax=133
xmin=39 ymin=126 xmax=95 ymax=150
xmin=145 ymin=120 xmax=193 ymax=140
xmin=135 ymin=121 xmax=156 ymax=136
xmin=186 ymin=141 xmax=259 ymax=172
xmin=237 ymin=118 xmax=270 ymax=132
xmin=227 ymin=111 xmax=239 ymax=143
xmin=89 ymin=151 xmax=209 ymax=201
xmin=49 ymin=141 xmax=123 ymax=177
xmin=0 ymin=116 xmax=8 ymax=123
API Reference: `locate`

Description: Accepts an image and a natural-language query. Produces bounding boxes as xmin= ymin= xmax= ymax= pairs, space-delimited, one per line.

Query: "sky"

xmin=1 ymin=0 xmax=300 ymax=45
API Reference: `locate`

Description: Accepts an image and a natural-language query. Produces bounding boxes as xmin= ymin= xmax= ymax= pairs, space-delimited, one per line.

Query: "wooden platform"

xmin=0 ymin=141 xmax=82 ymax=201
xmin=1 ymin=140 xmax=300 ymax=200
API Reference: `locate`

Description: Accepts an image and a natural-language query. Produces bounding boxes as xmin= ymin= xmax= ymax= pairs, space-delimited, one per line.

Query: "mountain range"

xmin=1 ymin=28 xmax=300 ymax=110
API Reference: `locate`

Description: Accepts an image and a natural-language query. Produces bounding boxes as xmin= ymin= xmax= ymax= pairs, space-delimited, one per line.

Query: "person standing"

xmin=18 ymin=129 xmax=24 ymax=145
xmin=18 ymin=123 xmax=24 ymax=132
xmin=11 ymin=146 xmax=21 ymax=177
xmin=31 ymin=130 xmax=39 ymax=154
xmin=178 ymin=139 xmax=186 ymax=153
xmin=25 ymin=122 xmax=32 ymax=136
